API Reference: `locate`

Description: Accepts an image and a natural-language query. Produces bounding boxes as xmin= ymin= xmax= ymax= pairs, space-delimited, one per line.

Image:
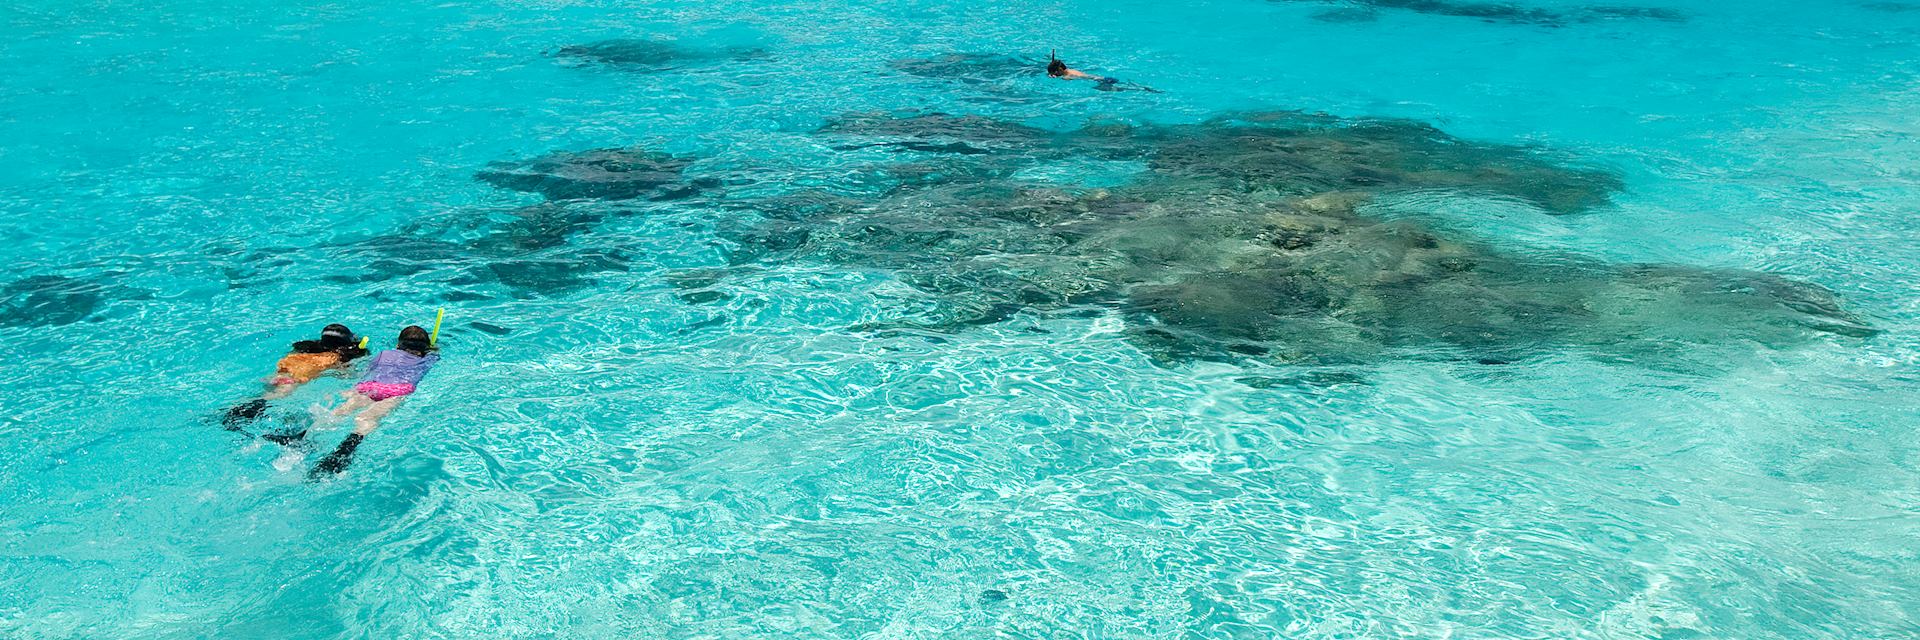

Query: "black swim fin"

xmin=262 ymin=430 xmax=308 ymax=448
xmin=221 ymin=398 xmax=268 ymax=432
xmin=307 ymin=433 xmax=364 ymax=480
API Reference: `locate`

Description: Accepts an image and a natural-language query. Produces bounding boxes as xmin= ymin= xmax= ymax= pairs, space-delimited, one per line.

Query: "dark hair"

xmin=1047 ymin=59 xmax=1068 ymax=77
xmin=397 ymin=325 xmax=434 ymax=356
xmin=290 ymin=339 xmax=330 ymax=354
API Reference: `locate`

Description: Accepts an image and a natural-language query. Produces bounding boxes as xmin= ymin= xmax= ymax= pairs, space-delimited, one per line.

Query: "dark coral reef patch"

xmin=706 ymin=111 xmax=1867 ymax=366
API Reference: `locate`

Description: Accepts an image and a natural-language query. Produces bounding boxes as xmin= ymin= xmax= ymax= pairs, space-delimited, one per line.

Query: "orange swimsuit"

xmin=273 ymin=352 xmax=343 ymax=385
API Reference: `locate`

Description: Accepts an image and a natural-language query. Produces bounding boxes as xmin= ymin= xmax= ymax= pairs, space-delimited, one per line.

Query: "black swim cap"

xmin=320 ymin=324 xmax=355 ymax=348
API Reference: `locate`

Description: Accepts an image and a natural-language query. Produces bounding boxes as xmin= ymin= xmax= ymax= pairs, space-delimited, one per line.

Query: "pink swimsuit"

xmin=353 ymin=381 xmax=416 ymax=401
xmin=354 ymin=349 xmax=439 ymax=401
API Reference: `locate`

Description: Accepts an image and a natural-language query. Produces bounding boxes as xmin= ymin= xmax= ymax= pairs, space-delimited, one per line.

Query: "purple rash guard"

xmin=361 ymin=349 xmax=439 ymax=386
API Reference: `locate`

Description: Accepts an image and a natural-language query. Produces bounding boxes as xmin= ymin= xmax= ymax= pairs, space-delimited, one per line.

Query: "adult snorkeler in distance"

xmin=1046 ymin=50 xmax=1161 ymax=93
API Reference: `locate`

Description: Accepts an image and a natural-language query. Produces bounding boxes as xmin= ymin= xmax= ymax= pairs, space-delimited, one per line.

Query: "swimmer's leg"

xmin=351 ymin=397 xmax=404 ymax=436
xmin=331 ymin=392 xmax=373 ymax=418
xmin=308 ymin=397 xmax=403 ymax=479
xmin=261 ymin=381 xmax=300 ymax=401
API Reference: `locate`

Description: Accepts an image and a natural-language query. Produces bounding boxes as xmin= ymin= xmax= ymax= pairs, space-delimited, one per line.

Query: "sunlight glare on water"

xmin=0 ymin=0 xmax=1917 ymax=637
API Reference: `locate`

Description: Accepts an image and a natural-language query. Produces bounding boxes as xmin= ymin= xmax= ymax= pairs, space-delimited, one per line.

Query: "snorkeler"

xmin=222 ymin=323 xmax=368 ymax=431
xmin=309 ymin=325 xmax=440 ymax=478
xmin=1046 ymin=51 xmax=1160 ymax=93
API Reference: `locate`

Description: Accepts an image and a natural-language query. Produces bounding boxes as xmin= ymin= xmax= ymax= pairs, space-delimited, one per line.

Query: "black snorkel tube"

xmin=1046 ymin=49 xmax=1068 ymax=78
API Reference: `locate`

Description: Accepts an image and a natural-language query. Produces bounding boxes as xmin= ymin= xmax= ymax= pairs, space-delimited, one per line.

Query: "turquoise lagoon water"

xmin=2 ymin=0 xmax=1918 ymax=637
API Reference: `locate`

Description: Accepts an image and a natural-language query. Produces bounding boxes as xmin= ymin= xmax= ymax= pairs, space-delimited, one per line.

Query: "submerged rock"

xmin=886 ymin=53 xmax=1051 ymax=103
xmin=1274 ymin=0 xmax=1684 ymax=25
xmin=476 ymin=148 xmax=711 ymax=201
xmin=548 ymin=38 xmax=766 ymax=71
xmin=1237 ymin=371 xmax=1371 ymax=388
xmin=0 ymin=274 xmax=148 ymax=328
xmin=468 ymin=321 xmax=513 ymax=336
xmin=316 ymin=202 xmax=634 ymax=298
xmin=1138 ymin=112 xmax=1623 ymax=214
xmin=1581 ymin=5 xmax=1688 ymax=21
xmin=818 ymin=112 xmax=1057 ymax=147
xmin=468 ymin=203 xmax=610 ymax=253
xmin=1312 ymin=7 xmax=1381 ymax=22
xmin=834 ymin=140 xmax=996 ymax=155
xmin=816 ymin=111 xmax=1620 ymax=214
xmin=704 ymin=111 xmax=1868 ymax=368
xmin=324 ymin=236 xmax=470 ymax=283
xmin=678 ymin=290 xmax=730 ymax=305
xmin=890 ymin=53 xmax=1040 ymax=85
xmin=467 ymin=249 xmax=630 ymax=297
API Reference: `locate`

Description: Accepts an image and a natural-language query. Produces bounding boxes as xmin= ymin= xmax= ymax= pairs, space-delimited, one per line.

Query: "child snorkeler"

xmin=222 ymin=323 xmax=368 ymax=431
xmin=309 ymin=325 xmax=440 ymax=478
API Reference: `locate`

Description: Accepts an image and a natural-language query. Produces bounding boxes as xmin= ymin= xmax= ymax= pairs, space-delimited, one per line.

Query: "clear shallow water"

xmin=2 ymin=0 xmax=1918 ymax=636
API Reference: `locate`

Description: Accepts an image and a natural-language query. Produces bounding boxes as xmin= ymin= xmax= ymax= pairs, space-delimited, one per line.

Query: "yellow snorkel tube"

xmin=429 ymin=308 xmax=445 ymax=348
